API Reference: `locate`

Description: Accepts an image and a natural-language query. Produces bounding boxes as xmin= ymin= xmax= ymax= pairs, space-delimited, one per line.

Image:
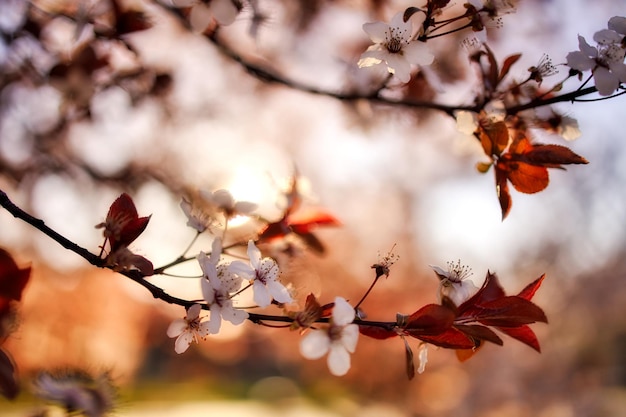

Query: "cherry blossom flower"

xmin=566 ymin=17 xmax=626 ymax=96
xmin=228 ymin=240 xmax=292 ymax=307
xmin=180 ymin=195 xmax=215 ymax=233
xmin=198 ymin=239 xmax=247 ymax=333
xmin=357 ymin=12 xmax=434 ymax=83
xmin=200 ymin=188 xmax=257 ymax=220
xmin=467 ymin=0 xmax=516 ymax=34
xmin=431 ymin=260 xmax=478 ymax=306
xmin=173 ymin=0 xmax=239 ymax=32
xmin=299 ymin=297 xmax=359 ymax=376
xmin=167 ymin=304 xmax=211 ymax=354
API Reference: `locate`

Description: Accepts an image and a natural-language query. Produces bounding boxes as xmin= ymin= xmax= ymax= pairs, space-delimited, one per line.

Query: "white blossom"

xmin=167 ymin=304 xmax=211 ymax=354
xmin=228 ymin=240 xmax=292 ymax=307
xmin=198 ymin=239 xmax=247 ymax=333
xmin=358 ymin=12 xmax=433 ymax=83
xmin=173 ymin=0 xmax=238 ymax=32
xmin=431 ymin=260 xmax=478 ymax=306
xmin=299 ymin=297 xmax=359 ymax=376
xmin=566 ymin=17 xmax=626 ymax=96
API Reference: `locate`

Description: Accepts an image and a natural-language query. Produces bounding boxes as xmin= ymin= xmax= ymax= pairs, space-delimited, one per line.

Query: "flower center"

xmin=385 ymin=27 xmax=406 ymax=54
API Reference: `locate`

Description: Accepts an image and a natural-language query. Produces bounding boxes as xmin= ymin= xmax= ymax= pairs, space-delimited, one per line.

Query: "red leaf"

xmin=498 ymin=159 xmax=550 ymax=194
xmin=517 ymin=274 xmax=546 ymax=301
xmin=496 ymin=325 xmax=542 ymax=352
xmin=412 ymin=327 xmax=475 ymax=349
xmin=288 ymin=208 xmax=342 ymax=233
xmin=0 ymin=249 xmax=30 ymax=302
xmin=475 ymin=296 xmax=548 ymax=326
xmin=521 ymin=144 xmax=588 ymax=168
xmin=405 ymin=304 xmax=456 ymax=335
xmin=499 ymin=53 xmax=522 ymax=83
xmin=359 ymin=325 xmax=398 ymax=340
xmin=455 ymin=324 xmax=503 ymax=346
xmin=0 ymin=348 xmax=19 ymax=400
xmin=458 ymin=272 xmax=506 ymax=315
xmin=495 ymin=166 xmax=512 ymax=220
xmin=456 ymin=345 xmax=482 ymax=362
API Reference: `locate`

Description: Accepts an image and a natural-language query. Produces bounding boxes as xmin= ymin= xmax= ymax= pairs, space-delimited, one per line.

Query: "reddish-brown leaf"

xmin=521 ymin=144 xmax=588 ymax=168
xmin=456 ymin=345 xmax=482 ymax=362
xmin=288 ymin=208 xmax=342 ymax=234
xmin=495 ymin=166 xmax=512 ymax=220
xmin=480 ymin=120 xmax=510 ymax=157
xmin=405 ymin=304 xmax=456 ymax=335
xmin=455 ymin=324 xmax=503 ymax=346
xmin=458 ymin=272 xmax=506 ymax=315
xmin=358 ymin=325 xmax=398 ymax=340
xmin=499 ymin=53 xmax=522 ymax=83
xmin=0 ymin=249 xmax=30 ymax=302
xmin=401 ymin=336 xmax=416 ymax=380
xmin=474 ymin=296 xmax=548 ymax=327
xmin=503 ymin=160 xmax=550 ymax=194
xmin=496 ymin=325 xmax=542 ymax=352
xmin=517 ymin=274 xmax=546 ymax=301
xmin=412 ymin=327 xmax=475 ymax=349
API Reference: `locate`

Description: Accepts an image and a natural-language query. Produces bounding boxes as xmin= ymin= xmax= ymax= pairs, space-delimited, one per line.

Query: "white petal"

xmin=210 ymin=0 xmax=238 ymax=25
xmin=402 ymin=41 xmax=434 ymax=66
xmin=167 ymin=319 xmax=187 ymax=338
xmin=340 ymin=324 xmax=359 ymax=353
xmin=186 ymin=303 xmax=202 ymax=320
xmin=332 ymin=297 xmax=355 ymax=326
xmin=566 ymin=51 xmax=595 ymax=71
xmin=201 ymin=277 xmax=215 ymax=303
xmin=228 ymin=260 xmax=254 ymax=278
xmin=577 ymin=35 xmax=597 ymax=58
xmin=357 ymin=54 xmax=383 ymax=69
xmin=300 ymin=330 xmax=330 ymax=359
xmin=594 ymin=66 xmax=619 ymax=95
xmin=222 ymin=306 xmax=249 ymax=325
xmin=384 ymin=54 xmax=411 ymax=83
xmin=247 ymin=240 xmax=262 ymax=269
xmin=210 ymin=238 xmax=222 ymax=263
xmin=609 ymin=62 xmax=626 ymax=82
xmin=208 ymin=304 xmax=223 ymax=334
xmin=253 ymin=280 xmax=272 ymax=307
xmin=174 ymin=332 xmax=194 ymax=354
xmin=608 ymin=16 xmax=626 ymax=35
xmin=198 ymin=321 xmax=212 ymax=337
xmin=267 ymin=280 xmax=293 ymax=304
xmin=362 ymin=21 xmax=389 ymax=43
xmin=259 ymin=258 xmax=279 ymax=280
xmin=327 ymin=345 xmax=351 ymax=376
xmin=389 ymin=12 xmax=411 ymax=36
xmin=430 ymin=265 xmax=450 ymax=280
xmin=593 ymin=29 xmax=622 ymax=45
xmin=217 ymin=264 xmax=243 ymax=292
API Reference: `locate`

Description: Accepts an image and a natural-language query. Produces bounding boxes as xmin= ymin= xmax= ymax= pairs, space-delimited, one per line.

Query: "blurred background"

xmin=1 ymin=0 xmax=626 ymax=416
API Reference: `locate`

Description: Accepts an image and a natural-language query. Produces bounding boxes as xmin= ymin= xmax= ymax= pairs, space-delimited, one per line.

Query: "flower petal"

xmin=577 ymin=35 xmax=597 ymax=58
xmin=593 ymin=29 xmax=623 ymax=45
xmin=384 ymin=53 xmax=411 ymax=83
xmin=189 ymin=4 xmax=214 ymax=32
xmin=332 ymin=297 xmax=355 ymax=326
xmin=327 ymin=345 xmax=351 ymax=376
xmin=247 ymin=240 xmax=262 ymax=269
xmin=222 ymin=307 xmax=249 ymax=325
xmin=186 ymin=304 xmax=203 ymax=320
xmin=174 ymin=332 xmax=194 ymax=354
xmin=253 ymin=279 xmax=272 ymax=307
xmin=566 ymin=51 xmax=595 ymax=71
xmin=608 ymin=16 xmax=626 ymax=35
xmin=300 ymin=330 xmax=330 ymax=359
xmin=267 ymin=279 xmax=293 ymax=304
xmin=362 ymin=21 xmax=389 ymax=43
xmin=167 ymin=319 xmax=187 ymax=338
xmin=201 ymin=277 xmax=216 ymax=303
xmin=402 ymin=41 xmax=434 ymax=66
xmin=417 ymin=344 xmax=428 ymax=374
xmin=208 ymin=304 xmax=223 ymax=334
xmin=593 ymin=66 xmax=619 ymax=95
xmin=228 ymin=260 xmax=254 ymax=278
xmin=340 ymin=324 xmax=359 ymax=353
